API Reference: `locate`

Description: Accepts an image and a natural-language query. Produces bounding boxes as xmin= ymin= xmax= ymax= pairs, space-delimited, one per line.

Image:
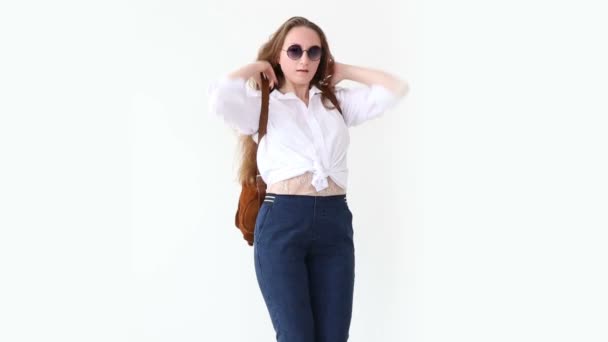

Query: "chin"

xmin=289 ymin=74 xmax=313 ymax=83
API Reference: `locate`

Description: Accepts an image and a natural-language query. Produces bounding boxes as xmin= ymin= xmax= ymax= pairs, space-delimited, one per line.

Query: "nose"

xmin=299 ymin=52 xmax=311 ymax=64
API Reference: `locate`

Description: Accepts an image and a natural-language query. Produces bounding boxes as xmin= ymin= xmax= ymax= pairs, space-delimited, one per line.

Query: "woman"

xmin=208 ymin=16 xmax=409 ymax=342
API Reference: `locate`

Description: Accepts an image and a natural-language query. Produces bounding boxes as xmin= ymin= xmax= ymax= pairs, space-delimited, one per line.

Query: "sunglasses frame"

xmin=282 ymin=44 xmax=323 ymax=61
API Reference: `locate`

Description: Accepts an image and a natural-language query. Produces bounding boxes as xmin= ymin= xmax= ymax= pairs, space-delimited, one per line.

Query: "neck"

xmin=280 ymin=80 xmax=310 ymax=103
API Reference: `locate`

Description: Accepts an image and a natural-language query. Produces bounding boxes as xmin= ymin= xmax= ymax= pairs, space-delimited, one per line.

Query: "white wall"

xmin=1 ymin=0 xmax=606 ymax=341
xmin=422 ymin=1 xmax=608 ymax=341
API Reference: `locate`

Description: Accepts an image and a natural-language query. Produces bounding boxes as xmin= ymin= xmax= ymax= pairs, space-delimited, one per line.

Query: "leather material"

xmin=234 ymin=73 xmax=269 ymax=246
xmin=235 ymin=175 xmax=267 ymax=246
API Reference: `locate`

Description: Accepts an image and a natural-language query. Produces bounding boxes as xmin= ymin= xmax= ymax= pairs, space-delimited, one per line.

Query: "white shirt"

xmin=208 ymin=76 xmax=401 ymax=192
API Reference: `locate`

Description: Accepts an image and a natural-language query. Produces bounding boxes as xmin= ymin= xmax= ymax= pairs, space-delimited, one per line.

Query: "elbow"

xmin=382 ymin=77 xmax=409 ymax=99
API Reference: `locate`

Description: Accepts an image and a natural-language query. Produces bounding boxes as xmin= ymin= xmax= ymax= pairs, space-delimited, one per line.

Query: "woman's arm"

xmin=228 ymin=61 xmax=279 ymax=90
xmin=208 ymin=61 xmax=276 ymax=135
xmin=332 ymin=62 xmax=409 ymax=97
xmin=330 ymin=62 xmax=410 ymax=127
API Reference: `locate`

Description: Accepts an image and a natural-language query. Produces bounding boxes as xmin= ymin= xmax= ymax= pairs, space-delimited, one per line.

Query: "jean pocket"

xmin=343 ymin=202 xmax=354 ymax=235
xmin=254 ymin=196 xmax=275 ymax=242
xmin=343 ymin=200 xmax=353 ymax=219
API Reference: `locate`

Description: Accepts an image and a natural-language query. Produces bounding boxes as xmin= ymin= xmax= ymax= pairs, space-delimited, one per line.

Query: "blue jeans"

xmin=253 ymin=193 xmax=355 ymax=342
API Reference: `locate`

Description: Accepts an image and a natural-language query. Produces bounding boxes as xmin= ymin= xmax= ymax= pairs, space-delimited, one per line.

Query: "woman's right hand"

xmin=251 ymin=61 xmax=279 ymax=90
xmin=227 ymin=61 xmax=279 ymax=90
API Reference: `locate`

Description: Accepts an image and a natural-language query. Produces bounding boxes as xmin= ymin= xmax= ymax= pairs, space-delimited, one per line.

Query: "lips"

xmin=296 ymin=70 xmax=309 ymax=72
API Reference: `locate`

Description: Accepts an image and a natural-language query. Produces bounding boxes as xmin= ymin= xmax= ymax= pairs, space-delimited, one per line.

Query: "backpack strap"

xmin=255 ymin=74 xmax=270 ymax=176
xmin=257 ymin=73 xmax=270 ymax=143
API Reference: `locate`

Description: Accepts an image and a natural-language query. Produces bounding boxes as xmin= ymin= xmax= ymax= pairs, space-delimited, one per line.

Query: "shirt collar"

xmin=271 ymin=85 xmax=323 ymax=100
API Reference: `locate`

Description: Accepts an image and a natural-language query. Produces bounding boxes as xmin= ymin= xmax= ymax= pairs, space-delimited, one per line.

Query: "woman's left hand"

xmin=329 ymin=61 xmax=346 ymax=86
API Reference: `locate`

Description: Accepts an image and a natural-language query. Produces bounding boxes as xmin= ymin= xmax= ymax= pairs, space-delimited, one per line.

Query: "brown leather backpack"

xmin=234 ymin=74 xmax=270 ymax=246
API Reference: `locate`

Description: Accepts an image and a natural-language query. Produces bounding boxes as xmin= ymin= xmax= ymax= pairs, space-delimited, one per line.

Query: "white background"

xmin=1 ymin=0 xmax=606 ymax=341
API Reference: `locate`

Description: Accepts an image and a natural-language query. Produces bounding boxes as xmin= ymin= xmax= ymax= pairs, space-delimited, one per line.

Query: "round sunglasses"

xmin=282 ymin=44 xmax=323 ymax=61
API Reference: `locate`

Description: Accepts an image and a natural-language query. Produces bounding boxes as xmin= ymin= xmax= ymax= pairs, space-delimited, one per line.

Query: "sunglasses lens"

xmin=308 ymin=46 xmax=322 ymax=60
xmin=286 ymin=45 xmax=303 ymax=59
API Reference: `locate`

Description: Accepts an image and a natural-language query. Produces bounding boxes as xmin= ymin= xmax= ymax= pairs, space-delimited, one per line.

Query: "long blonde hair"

xmin=237 ymin=16 xmax=342 ymax=186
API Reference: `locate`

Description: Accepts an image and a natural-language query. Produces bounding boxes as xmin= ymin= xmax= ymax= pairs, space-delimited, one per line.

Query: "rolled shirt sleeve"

xmin=207 ymin=76 xmax=262 ymax=135
xmin=335 ymin=84 xmax=401 ymax=127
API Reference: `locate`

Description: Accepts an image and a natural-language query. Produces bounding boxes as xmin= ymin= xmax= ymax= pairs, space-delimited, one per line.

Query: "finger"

xmin=253 ymin=76 xmax=261 ymax=88
xmin=265 ymin=72 xmax=273 ymax=84
xmin=270 ymin=71 xmax=279 ymax=85
xmin=259 ymin=73 xmax=270 ymax=89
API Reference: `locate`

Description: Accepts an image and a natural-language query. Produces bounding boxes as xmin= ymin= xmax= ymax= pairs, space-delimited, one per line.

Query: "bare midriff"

xmin=266 ymin=171 xmax=346 ymax=196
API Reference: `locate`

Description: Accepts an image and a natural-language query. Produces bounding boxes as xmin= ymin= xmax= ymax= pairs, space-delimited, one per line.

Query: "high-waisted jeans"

xmin=253 ymin=193 xmax=355 ymax=342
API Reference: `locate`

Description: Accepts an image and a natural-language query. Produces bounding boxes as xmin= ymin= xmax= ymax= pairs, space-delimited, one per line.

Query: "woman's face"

xmin=277 ymin=26 xmax=322 ymax=88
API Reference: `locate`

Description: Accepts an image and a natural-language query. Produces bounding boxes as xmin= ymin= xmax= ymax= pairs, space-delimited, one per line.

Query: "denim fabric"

xmin=253 ymin=193 xmax=355 ymax=342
